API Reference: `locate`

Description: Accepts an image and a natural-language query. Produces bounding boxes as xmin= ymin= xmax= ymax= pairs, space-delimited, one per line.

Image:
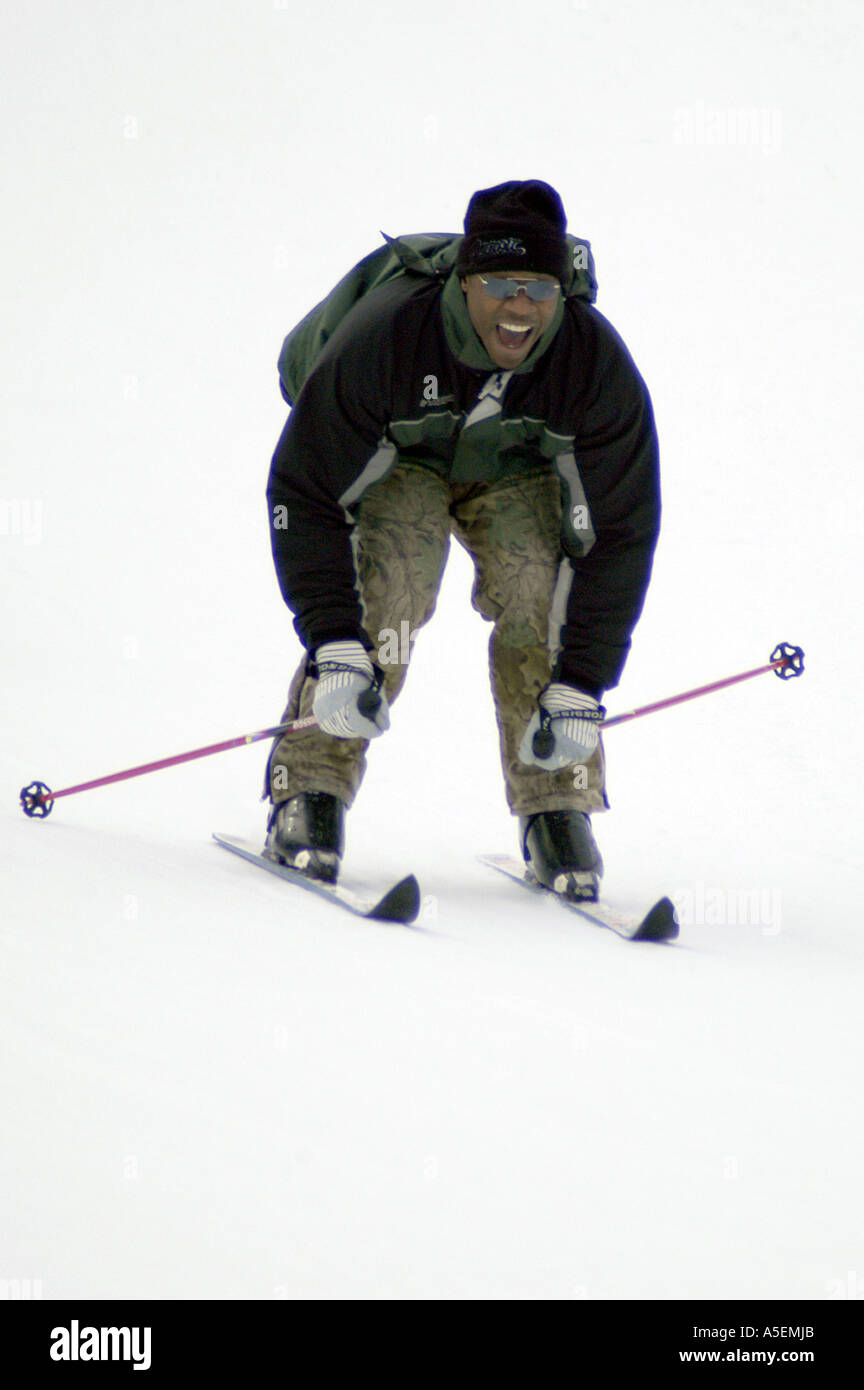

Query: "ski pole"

xmin=601 ymin=641 xmax=804 ymax=729
xmin=19 ymin=714 xmax=319 ymax=818
xmin=19 ymin=644 xmax=803 ymax=819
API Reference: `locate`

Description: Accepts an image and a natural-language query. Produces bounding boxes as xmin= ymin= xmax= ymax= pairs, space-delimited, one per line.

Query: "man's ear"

xmin=459 ymin=276 xmax=468 ymax=292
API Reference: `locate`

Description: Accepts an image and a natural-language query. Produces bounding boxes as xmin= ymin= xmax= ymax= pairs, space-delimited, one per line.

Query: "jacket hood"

xmin=383 ymin=229 xmax=596 ymax=375
xmin=439 ymin=268 xmax=565 ymax=374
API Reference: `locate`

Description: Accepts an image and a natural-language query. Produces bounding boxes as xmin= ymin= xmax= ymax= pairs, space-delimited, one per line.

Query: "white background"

xmin=2 ymin=0 xmax=862 ymax=1300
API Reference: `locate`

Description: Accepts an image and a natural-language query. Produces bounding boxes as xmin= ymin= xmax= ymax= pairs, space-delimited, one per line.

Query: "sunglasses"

xmin=476 ymin=275 xmax=560 ymax=302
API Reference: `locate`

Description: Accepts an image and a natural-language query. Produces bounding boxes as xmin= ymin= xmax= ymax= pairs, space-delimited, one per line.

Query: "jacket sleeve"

xmin=266 ymin=318 xmax=394 ymax=654
xmin=554 ymin=313 xmax=661 ymax=698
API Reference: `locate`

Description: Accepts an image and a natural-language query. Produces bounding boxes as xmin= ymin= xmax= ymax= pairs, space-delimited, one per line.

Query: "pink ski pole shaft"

xmin=20 ymin=643 xmax=803 ymax=818
xmin=19 ymin=714 xmax=318 ymax=818
xmin=601 ymin=641 xmax=804 ymax=729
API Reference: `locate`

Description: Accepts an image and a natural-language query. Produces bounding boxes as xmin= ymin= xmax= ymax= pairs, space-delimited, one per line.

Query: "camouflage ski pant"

xmin=265 ymin=462 xmax=608 ymax=817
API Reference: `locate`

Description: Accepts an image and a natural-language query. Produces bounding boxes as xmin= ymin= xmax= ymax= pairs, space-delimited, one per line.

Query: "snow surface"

xmin=2 ymin=0 xmax=863 ymax=1301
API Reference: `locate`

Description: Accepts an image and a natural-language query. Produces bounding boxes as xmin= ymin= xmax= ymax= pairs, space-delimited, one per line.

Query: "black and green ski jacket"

xmin=267 ymin=244 xmax=660 ymax=698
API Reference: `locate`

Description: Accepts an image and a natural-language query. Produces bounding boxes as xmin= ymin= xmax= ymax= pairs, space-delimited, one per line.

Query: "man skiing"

xmin=264 ymin=180 xmax=661 ymax=900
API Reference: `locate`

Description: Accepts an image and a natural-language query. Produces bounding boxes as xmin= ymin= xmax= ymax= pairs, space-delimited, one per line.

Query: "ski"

xmin=478 ymin=853 xmax=679 ymax=942
xmin=214 ymin=833 xmax=421 ymax=924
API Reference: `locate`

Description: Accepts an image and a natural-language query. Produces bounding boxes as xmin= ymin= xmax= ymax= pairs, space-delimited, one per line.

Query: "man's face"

xmin=460 ymin=270 xmax=560 ymax=368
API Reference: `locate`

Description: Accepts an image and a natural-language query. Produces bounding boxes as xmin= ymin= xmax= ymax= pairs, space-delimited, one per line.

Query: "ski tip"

xmin=368 ymin=873 xmax=421 ymax=924
xmin=635 ymin=895 xmax=679 ymax=942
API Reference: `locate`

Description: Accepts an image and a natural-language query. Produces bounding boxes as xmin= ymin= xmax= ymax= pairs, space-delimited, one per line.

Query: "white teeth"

xmin=498 ymin=322 xmax=532 ymax=333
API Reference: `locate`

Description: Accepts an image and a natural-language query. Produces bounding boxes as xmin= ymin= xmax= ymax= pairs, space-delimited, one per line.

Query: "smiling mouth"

xmin=495 ymin=321 xmax=535 ymax=351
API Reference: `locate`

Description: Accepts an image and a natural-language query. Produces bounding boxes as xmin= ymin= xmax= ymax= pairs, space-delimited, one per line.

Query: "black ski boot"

xmin=264 ymin=792 xmax=345 ymax=883
xmin=520 ymin=810 xmax=603 ymax=902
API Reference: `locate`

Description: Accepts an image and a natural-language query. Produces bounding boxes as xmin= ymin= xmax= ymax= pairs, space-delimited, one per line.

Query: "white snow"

xmin=2 ymin=0 xmax=863 ymax=1301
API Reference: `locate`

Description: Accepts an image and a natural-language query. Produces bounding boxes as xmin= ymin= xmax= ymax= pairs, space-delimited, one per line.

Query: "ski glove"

xmin=518 ymin=684 xmax=605 ymax=771
xmin=312 ymin=640 xmax=390 ymax=740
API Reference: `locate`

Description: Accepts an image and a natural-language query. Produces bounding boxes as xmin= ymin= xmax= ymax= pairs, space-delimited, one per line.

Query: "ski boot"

xmin=520 ymin=810 xmax=603 ymax=902
xmin=264 ymin=791 xmax=345 ymax=884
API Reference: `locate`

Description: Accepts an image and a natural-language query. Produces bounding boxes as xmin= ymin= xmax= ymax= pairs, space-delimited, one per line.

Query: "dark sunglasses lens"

xmin=482 ymin=277 xmax=558 ymax=301
xmin=479 ymin=279 xmax=511 ymax=299
xmin=523 ymin=281 xmax=558 ymax=301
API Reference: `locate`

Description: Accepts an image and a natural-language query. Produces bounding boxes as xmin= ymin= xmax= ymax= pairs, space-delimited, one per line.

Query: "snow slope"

xmin=2 ymin=0 xmax=863 ymax=1301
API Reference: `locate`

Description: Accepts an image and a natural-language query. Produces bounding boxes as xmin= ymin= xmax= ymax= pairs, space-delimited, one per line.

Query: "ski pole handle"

xmin=356 ymin=687 xmax=382 ymax=719
xmin=356 ymin=663 xmax=387 ymax=720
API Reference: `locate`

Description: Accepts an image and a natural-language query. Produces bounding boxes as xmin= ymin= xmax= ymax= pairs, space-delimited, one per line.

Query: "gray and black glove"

xmin=312 ymin=640 xmax=390 ymax=740
xmin=518 ymin=684 xmax=605 ymax=771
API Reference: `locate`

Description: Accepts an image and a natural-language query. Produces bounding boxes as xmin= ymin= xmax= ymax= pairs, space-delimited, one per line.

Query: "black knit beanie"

xmin=455 ymin=179 xmax=568 ymax=280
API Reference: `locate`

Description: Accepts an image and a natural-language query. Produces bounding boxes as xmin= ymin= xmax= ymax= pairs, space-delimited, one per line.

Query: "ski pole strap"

xmin=357 ymin=665 xmax=386 ymax=719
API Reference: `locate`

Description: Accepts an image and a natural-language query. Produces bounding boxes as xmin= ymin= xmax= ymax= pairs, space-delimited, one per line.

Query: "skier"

xmin=263 ymin=180 xmax=661 ymax=899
